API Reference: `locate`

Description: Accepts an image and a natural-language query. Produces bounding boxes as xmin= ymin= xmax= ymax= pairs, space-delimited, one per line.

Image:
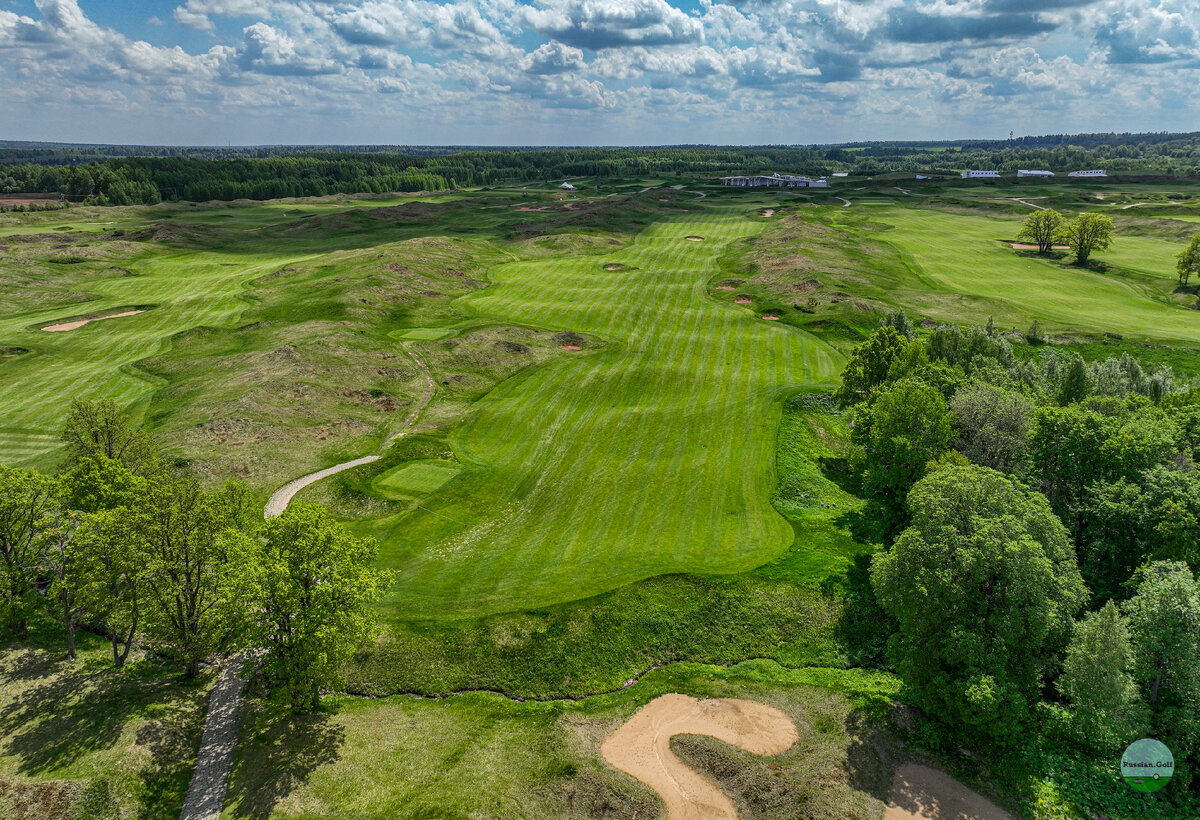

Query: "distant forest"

xmin=1 ymin=132 xmax=1198 ymax=205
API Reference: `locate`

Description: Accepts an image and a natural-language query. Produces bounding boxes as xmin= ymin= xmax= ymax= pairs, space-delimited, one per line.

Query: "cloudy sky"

xmin=0 ymin=0 xmax=1197 ymax=145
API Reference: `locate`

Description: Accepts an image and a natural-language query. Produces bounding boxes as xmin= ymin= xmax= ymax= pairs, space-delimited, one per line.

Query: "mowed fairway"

xmin=0 ymin=248 xmax=312 ymax=467
xmin=875 ymin=207 xmax=1200 ymax=344
xmin=366 ymin=210 xmax=844 ymax=618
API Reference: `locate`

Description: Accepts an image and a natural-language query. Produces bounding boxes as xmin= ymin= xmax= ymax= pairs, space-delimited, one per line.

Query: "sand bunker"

xmin=686 ymin=236 xmax=704 ymax=242
xmin=42 ymin=310 xmax=145 ymax=332
xmin=715 ymin=286 xmax=735 ymax=291
xmin=604 ymin=265 xmax=624 ymax=271
xmin=885 ymin=763 xmax=1015 ymax=820
xmin=760 ymin=209 xmax=775 ymax=217
xmin=560 ymin=344 xmax=583 ymax=351
xmin=1010 ymin=243 xmax=1069 ymax=250
xmin=602 ymin=694 xmax=797 ymax=820
xmin=762 ymin=315 xmax=780 ymax=321
xmin=734 ymin=298 xmax=753 ymax=305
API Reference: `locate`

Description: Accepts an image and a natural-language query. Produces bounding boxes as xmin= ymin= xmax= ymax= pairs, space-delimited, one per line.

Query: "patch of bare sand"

xmin=885 ymin=763 xmax=1015 ymax=820
xmin=601 ymin=694 xmax=797 ymax=820
xmin=762 ymin=315 xmax=780 ymax=320
xmin=761 ymin=209 xmax=775 ymax=217
xmin=715 ymin=286 xmax=735 ymax=290
xmin=560 ymin=344 xmax=582 ymax=351
xmin=734 ymin=298 xmax=753 ymax=305
xmin=42 ymin=309 xmax=145 ymax=332
xmin=686 ymin=236 xmax=704 ymax=242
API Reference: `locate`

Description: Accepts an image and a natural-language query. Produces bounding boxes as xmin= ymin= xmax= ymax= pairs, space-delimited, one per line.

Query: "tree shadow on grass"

xmin=0 ymin=656 xmax=201 ymax=778
xmin=225 ymin=707 xmax=345 ymax=820
xmin=824 ymin=553 xmax=895 ymax=669
xmin=842 ymin=706 xmax=896 ymax=803
xmin=135 ymin=690 xmax=210 ymax=820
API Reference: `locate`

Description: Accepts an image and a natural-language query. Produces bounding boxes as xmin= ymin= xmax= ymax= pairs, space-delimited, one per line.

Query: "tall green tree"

xmin=859 ymin=379 xmax=956 ymax=539
xmin=247 ymin=504 xmax=390 ymax=712
xmin=1123 ymin=561 xmax=1200 ymax=790
xmin=61 ymin=399 xmax=157 ymax=476
xmin=0 ymin=467 xmax=58 ymax=637
xmin=1016 ymin=208 xmax=1064 ymax=254
xmin=138 ymin=477 xmax=255 ymax=676
xmin=1058 ymin=601 xmax=1148 ymax=752
xmin=949 ymin=383 xmax=1033 ymax=474
xmin=43 ymin=507 xmax=86 ymax=659
xmin=832 ymin=326 xmax=910 ymax=407
xmin=871 ymin=465 xmax=1087 ymax=745
xmin=1057 ymin=213 xmax=1114 ymax=265
xmin=72 ymin=509 xmax=145 ymax=666
xmin=1177 ymin=233 xmax=1200 ymax=289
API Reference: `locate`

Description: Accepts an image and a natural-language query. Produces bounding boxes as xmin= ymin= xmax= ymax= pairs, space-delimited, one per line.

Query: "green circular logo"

xmin=1121 ymin=738 xmax=1174 ymax=793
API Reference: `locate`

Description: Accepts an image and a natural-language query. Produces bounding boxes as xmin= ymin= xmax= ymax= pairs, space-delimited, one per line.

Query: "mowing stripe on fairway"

xmin=366 ymin=209 xmax=843 ymax=618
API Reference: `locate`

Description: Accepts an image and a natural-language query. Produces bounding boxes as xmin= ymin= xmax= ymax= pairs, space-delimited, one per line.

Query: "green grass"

xmin=225 ymin=660 xmax=899 ymax=820
xmin=372 ymin=459 xmax=462 ymax=499
xmin=388 ymin=327 xmax=458 ymax=340
xmin=870 ymin=206 xmax=1199 ymax=344
xmin=358 ymin=211 xmax=844 ymax=618
xmin=0 ymin=626 xmax=213 ymax=820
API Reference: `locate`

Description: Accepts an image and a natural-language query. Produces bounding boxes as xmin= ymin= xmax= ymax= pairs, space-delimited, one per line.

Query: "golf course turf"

xmin=3 ymin=178 xmax=1200 ymax=819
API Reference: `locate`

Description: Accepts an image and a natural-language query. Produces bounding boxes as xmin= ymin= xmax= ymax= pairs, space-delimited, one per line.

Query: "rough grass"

xmin=225 ymin=661 xmax=899 ymax=820
xmin=0 ymin=626 xmax=212 ymax=820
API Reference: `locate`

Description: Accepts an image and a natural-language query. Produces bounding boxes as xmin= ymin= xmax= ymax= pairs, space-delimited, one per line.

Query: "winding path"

xmin=180 ymin=655 xmax=251 ymax=820
xmin=263 ymin=347 xmax=436 ymax=518
xmin=834 ymin=196 xmax=852 ymax=207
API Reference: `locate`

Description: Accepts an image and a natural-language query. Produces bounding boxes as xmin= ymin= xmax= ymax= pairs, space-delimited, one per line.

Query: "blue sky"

xmin=1 ymin=0 xmax=1198 ymax=146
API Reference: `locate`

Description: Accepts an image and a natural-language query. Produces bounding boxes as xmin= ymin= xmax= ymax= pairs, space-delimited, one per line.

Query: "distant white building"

xmin=831 ymin=172 xmax=850 ymax=177
xmin=1068 ymin=170 xmax=1107 ymax=178
xmin=1018 ymin=170 xmax=1055 ymax=177
xmin=720 ymin=173 xmax=827 ymax=188
xmin=560 ymin=182 xmax=576 ymax=190
xmin=915 ymin=175 xmax=929 ymax=180
xmin=961 ymin=170 xmax=1001 ymax=179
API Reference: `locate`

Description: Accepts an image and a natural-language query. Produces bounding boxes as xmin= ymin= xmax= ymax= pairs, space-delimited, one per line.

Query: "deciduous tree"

xmin=1058 ymin=601 xmax=1148 ymax=752
xmin=1017 ymin=208 xmax=1063 ymax=254
xmin=871 ymin=465 xmax=1087 ymax=745
xmin=138 ymin=477 xmax=255 ymax=676
xmin=1178 ymin=233 xmax=1200 ymax=289
xmin=832 ymin=326 xmax=910 ymax=407
xmin=247 ymin=504 xmax=390 ymax=712
xmin=1057 ymin=213 xmax=1113 ymax=265
xmin=0 ymin=467 xmax=58 ymax=637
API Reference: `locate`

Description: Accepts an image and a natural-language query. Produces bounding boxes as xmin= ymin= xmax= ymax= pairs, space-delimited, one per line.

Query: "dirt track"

xmin=601 ymin=693 xmax=797 ymax=820
xmin=885 ymin=763 xmax=1015 ymax=820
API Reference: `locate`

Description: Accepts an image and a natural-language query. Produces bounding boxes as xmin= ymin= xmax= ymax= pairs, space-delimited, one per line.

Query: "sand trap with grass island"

xmin=601 ymin=693 xmax=797 ymax=820
xmin=41 ymin=309 xmax=146 ymax=332
xmin=885 ymin=763 xmax=1015 ymax=820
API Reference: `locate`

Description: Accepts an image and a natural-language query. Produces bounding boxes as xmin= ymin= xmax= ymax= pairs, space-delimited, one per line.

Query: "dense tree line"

xmin=838 ymin=315 xmax=1200 ymax=805
xmin=2 ymin=132 xmax=1199 ymax=206
xmin=0 ymin=400 xmax=388 ymax=712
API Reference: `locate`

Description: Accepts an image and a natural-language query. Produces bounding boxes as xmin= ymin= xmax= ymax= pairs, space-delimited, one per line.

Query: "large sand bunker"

xmin=885 ymin=763 xmax=1015 ymax=820
xmin=601 ymin=693 xmax=797 ymax=820
xmin=42 ymin=309 xmax=146 ymax=332
xmin=686 ymin=236 xmax=704 ymax=242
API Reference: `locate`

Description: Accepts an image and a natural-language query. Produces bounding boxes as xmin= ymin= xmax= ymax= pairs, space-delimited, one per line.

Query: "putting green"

xmin=373 ymin=460 xmax=462 ymax=498
xmin=364 ymin=211 xmax=844 ymax=618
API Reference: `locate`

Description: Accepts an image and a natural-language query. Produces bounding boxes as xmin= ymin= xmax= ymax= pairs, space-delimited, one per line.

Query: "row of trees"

xmin=0 ymin=400 xmax=389 ymax=711
xmin=1017 ymin=209 xmax=1115 ymax=262
xmin=836 ymin=316 xmax=1199 ymax=798
xmin=2 ymin=136 xmax=1199 ymax=204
